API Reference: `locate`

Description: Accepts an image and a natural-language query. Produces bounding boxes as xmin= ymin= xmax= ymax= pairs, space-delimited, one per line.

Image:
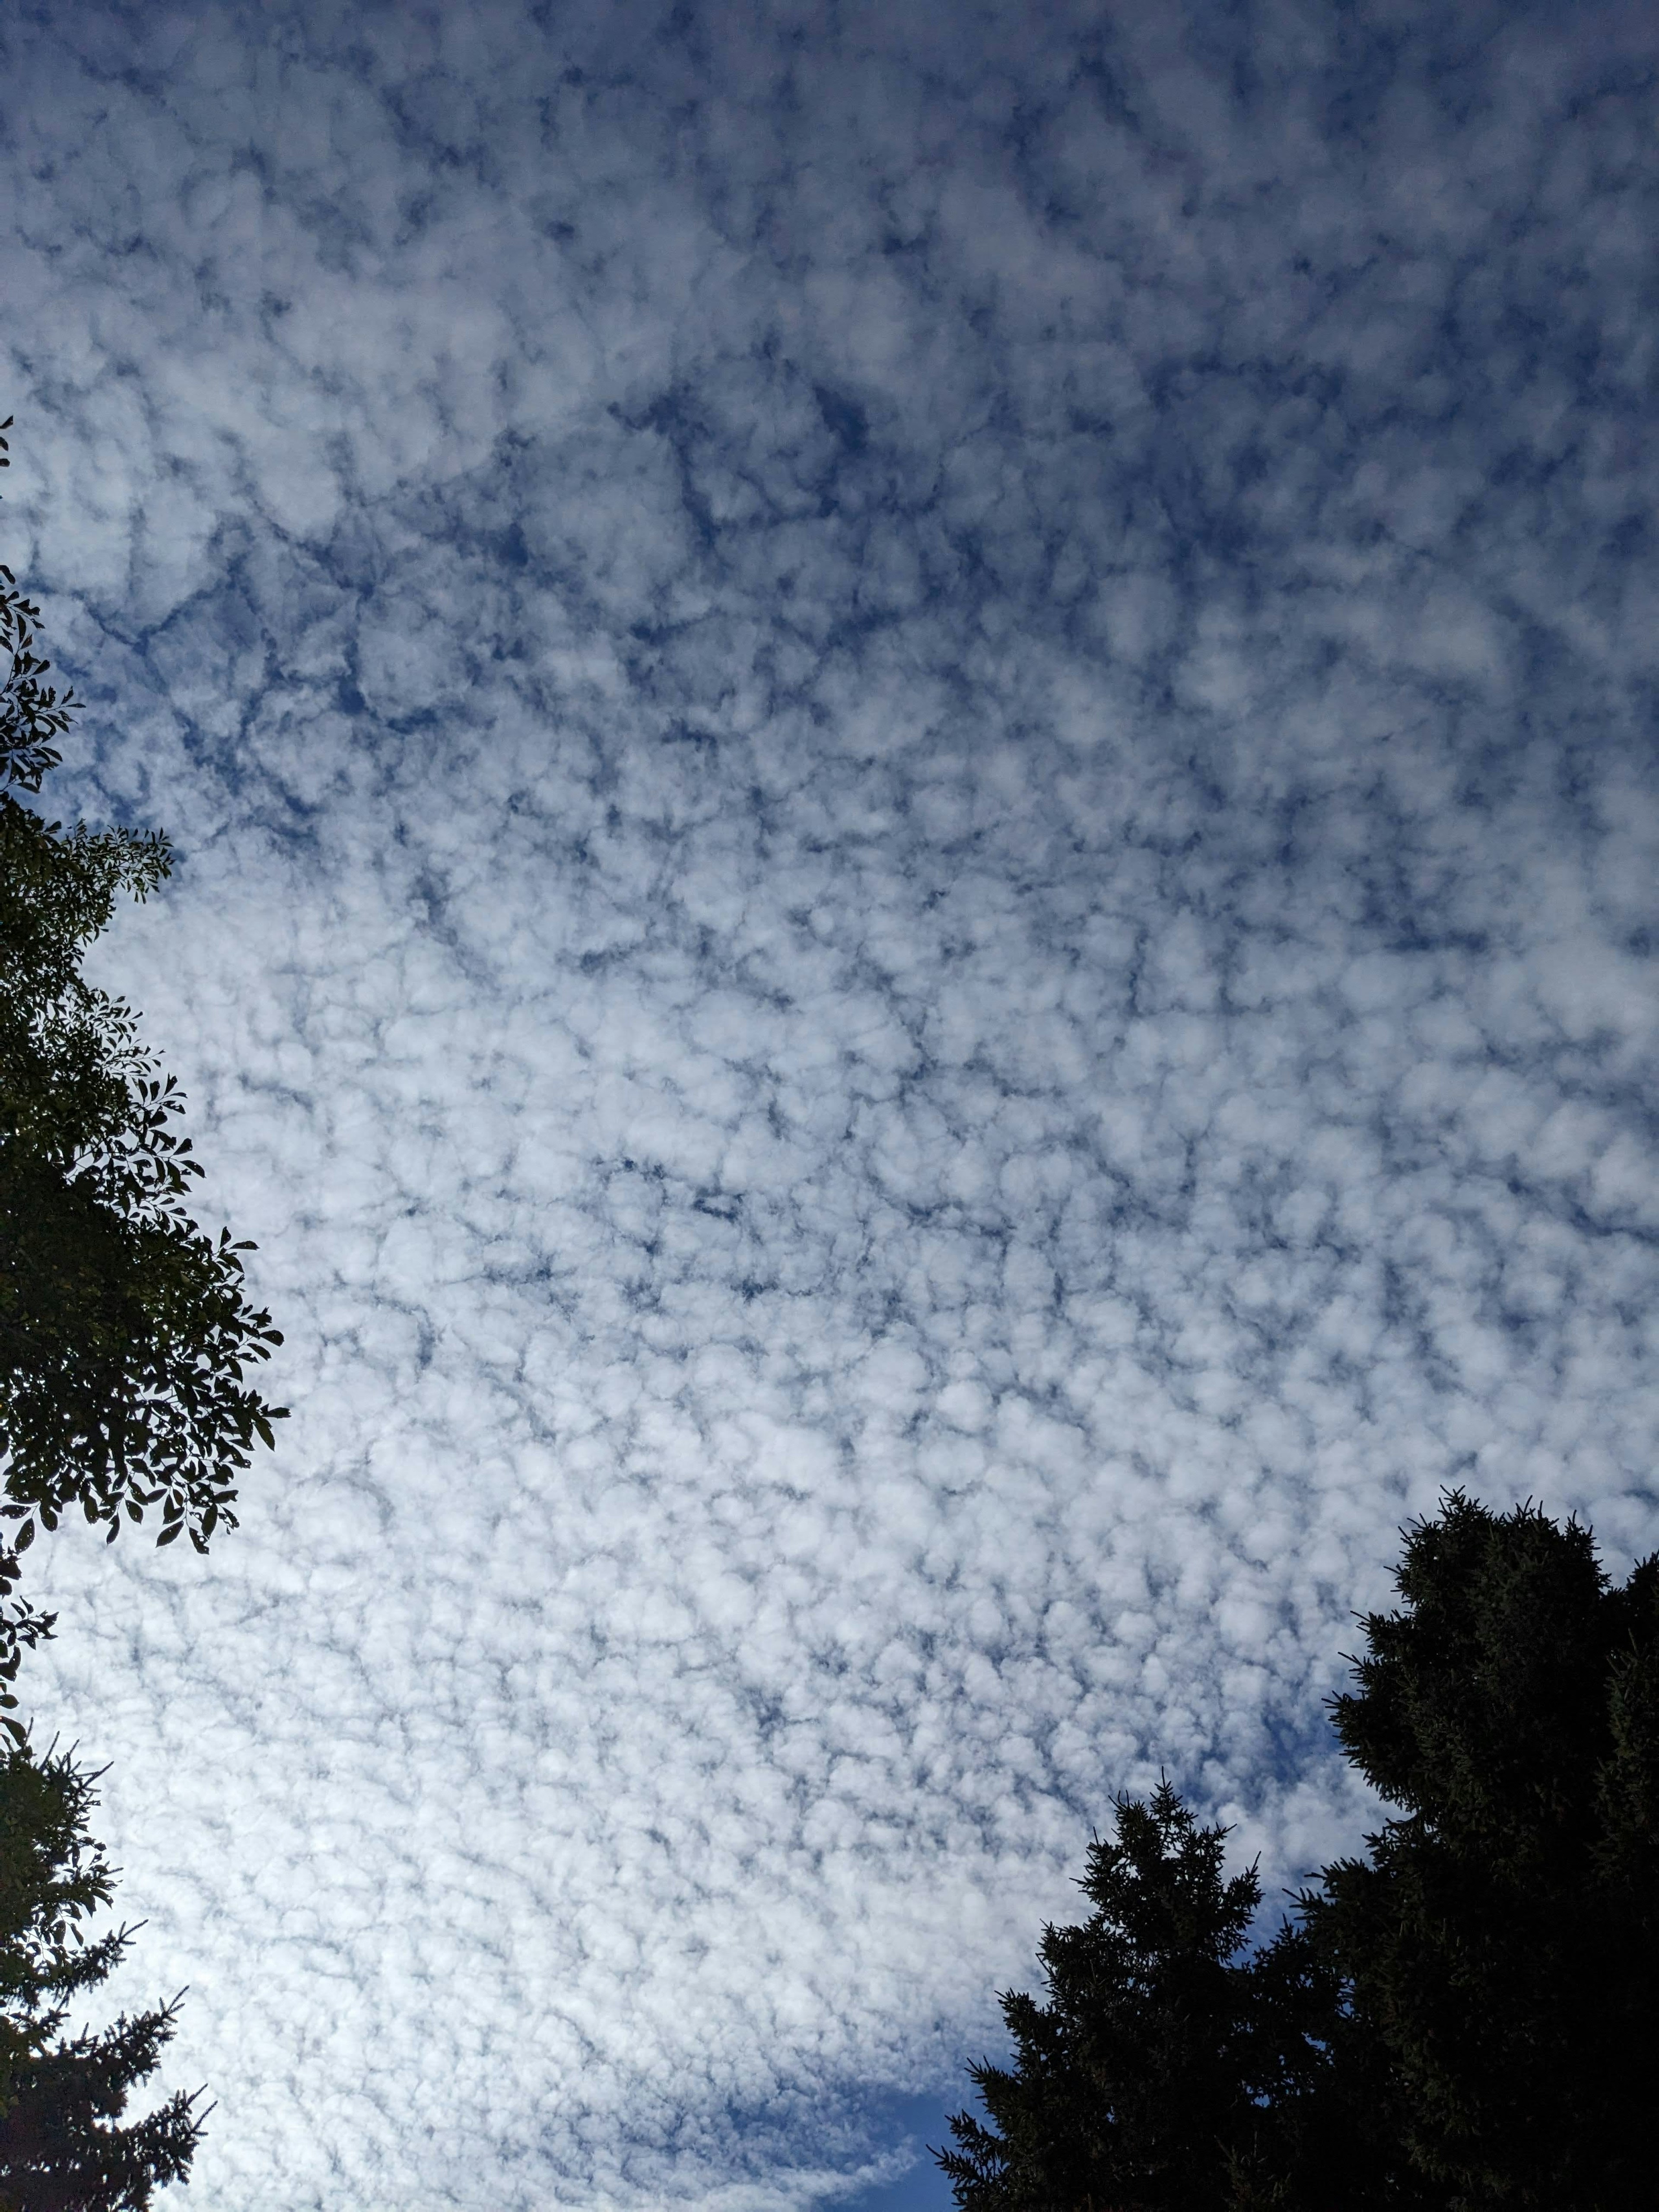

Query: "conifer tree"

xmin=0 ymin=1738 xmax=203 ymax=2210
xmin=938 ymin=1491 xmax=1659 ymax=2209
xmin=1299 ymin=1492 xmax=1659 ymax=2211
xmin=936 ymin=1781 xmax=1370 ymax=2212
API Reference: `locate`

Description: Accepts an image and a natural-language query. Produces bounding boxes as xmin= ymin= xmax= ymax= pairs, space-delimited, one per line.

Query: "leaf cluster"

xmin=0 ymin=427 xmax=79 ymax=805
xmin=0 ymin=435 xmax=275 ymax=2208
xmin=0 ymin=524 xmax=286 ymax=1710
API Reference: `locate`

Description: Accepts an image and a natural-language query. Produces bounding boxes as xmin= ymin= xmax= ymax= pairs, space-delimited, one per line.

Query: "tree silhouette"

xmin=936 ymin=1781 xmax=1386 ymax=2212
xmin=0 ymin=417 xmax=284 ymax=1714
xmin=0 ymin=1738 xmax=203 ymax=2211
xmin=941 ymin=1493 xmax=1659 ymax=2209
xmin=1300 ymin=1492 xmax=1659 ymax=2211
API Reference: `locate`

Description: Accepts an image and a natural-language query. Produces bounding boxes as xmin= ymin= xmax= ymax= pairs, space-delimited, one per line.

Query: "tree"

xmin=0 ymin=416 xmax=284 ymax=1712
xmin=0 ymin=1736 xmax=204 ymax=2211
xmin=939 ymin=1493 xmax=1659 ymax=2211
xmin=936 ymin=1782 xmax=1378 ymax=2212
xmin=1299 ymin=1492 xmax=1659 ymax=2211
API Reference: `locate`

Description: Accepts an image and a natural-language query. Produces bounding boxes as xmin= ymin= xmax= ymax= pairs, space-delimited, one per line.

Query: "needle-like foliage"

xmin=1299 ymin=1492 xmax=1659 ymax=2211
xmin=938 ymin=1782 xmax=1260 ymax=2210
xmin=936 ymin=1782 xmax=1387 ymax=2212
xmin=0 ymin=1738 xmax=204 ymax=2211
xmin=941 ymin=1493 xmax=1659 ymax=2211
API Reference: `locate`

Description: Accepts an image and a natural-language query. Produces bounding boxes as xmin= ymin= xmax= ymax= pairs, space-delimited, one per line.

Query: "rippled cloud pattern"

xmin=4 ymin=2 xmax=1657 ymax=2205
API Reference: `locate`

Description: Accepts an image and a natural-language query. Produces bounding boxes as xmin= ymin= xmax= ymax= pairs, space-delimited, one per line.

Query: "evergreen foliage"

xmin=938 ymin=1783 xmax=1265 ymax=2212
xmin=0 ymin=418 xmax=285 ymax=1714
xmin=1300 ymin=1492 xmax=1659 ymax=2211
xmin=0 ymin=1738 xmax=203 ymax=2211
xmin=936 ymin=1784 xmax=1396 ymax=2212
xmin=941 ymin=1494 xmax=1659 ymax=2212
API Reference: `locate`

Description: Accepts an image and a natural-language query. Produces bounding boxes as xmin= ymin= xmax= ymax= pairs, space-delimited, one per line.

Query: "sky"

xmin=3 ymin=0 xmax=1657 ymax=2206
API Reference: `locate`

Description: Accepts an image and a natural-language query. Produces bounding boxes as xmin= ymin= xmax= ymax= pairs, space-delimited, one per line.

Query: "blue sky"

xmin=4 ymin=2 xmax=1657 ymax=2206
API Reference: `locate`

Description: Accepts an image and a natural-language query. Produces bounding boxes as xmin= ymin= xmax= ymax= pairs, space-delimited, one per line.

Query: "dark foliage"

xmin=941 ymin=1492 xmax=1659 ymax=2211
xmin=936 ymin=1782 xmax=1397 ymax=2212
xmin=0 ymin=427 xmax=284 ymax=1717
xmin=938 ymin=1783 xmax=1260 ymax=2211
xmin=1300 ymin=1492 xmax=1659 ymax=2211
xmin=0 ymin=1738 xmax=203 ymax=2211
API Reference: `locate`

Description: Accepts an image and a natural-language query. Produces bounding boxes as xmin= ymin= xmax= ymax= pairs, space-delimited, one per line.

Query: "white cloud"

xmin=6 ymin=1 xmax=1658 ymax=2206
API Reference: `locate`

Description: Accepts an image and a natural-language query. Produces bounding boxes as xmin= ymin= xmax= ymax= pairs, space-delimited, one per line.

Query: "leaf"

xmin=155 ymin=1521 xmax=183 ymax=1547
xmin=13 ymin=1520 xmax=34 ymax=1553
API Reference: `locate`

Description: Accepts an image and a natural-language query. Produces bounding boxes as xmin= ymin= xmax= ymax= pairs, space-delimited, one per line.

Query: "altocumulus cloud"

xmin=3 ymin=0 xmax=1658 ymax=2205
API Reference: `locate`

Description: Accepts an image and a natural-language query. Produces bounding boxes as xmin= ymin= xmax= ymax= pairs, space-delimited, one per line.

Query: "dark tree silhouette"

xmin=1300 ymin=1491 xmax=1659 ymax=2212
xmin=941 ymin=1493 xmax=1659 ymax=2211
xmin=936 ymin=1781 xmax=1389 ymax=2212
xmin=0 ymin=418 xmax=284 ymax=1715
xmin=0 ymin=1738 xmax=203 ymax=2211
